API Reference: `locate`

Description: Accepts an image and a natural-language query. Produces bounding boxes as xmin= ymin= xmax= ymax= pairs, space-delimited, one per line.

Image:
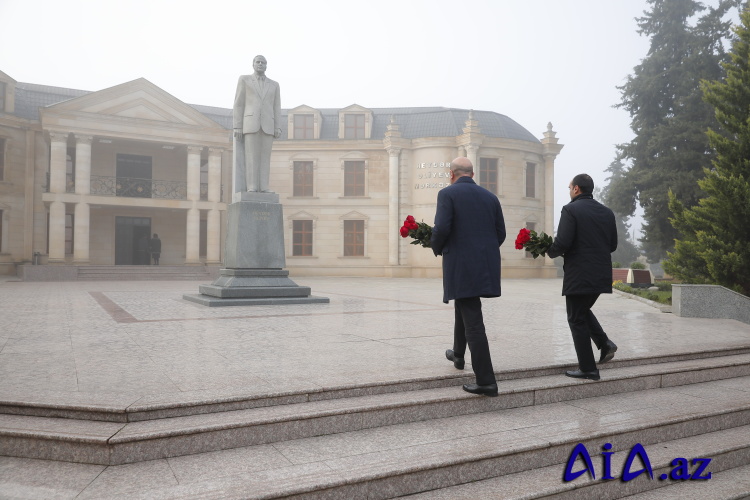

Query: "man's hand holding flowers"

xmin=514 ymin=228 xmax=553 ymax=259
xmin=399 ymin=215 xmax=432 ymax=248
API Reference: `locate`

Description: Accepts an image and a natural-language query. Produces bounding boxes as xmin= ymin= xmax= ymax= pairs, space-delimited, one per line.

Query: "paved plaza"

xmin=0 ymin=276 xmax=749 ymax=498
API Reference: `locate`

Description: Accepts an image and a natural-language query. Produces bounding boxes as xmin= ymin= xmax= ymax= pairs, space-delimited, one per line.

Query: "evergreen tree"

xmin=602 ymin=154 xmax=641 ymax=266
xmin=609 ymin=0 xmax=739 ymax=262
xmin=665 ymin=7 xmax=750 ymax=295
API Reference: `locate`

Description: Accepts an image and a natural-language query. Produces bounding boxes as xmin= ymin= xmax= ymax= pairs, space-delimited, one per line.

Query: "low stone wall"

xmin=18 ymin=265 xmax=79 ymax=281
xmin=672 ymin=284 xmax=750 ymax=325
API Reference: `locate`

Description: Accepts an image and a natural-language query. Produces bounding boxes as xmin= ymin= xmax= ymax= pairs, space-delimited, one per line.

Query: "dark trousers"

xmin=565 ymin=293 xmax=609 ymax=372
xmin=453 ymin=297 xmax=496 ymax=386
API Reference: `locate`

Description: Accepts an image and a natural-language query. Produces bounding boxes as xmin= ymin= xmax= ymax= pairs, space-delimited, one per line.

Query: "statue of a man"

xmin=233 ymin=55 xmax=282 ymax=193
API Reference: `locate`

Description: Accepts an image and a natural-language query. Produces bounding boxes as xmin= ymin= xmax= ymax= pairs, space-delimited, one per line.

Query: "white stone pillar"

xmin=73 ymin=202 xmax=90 ymax=263
xmin=187 ymin=146 xmax=202 ymax=202
xmin=48 ymin=201 xmax=66 ymax=263
xmin=206 ymin=208 xmax=221 ymax=264
xmin=544 ymin=155 xmax=555 ymax=235
xmin=74 ymin=135 xmax=93 ymax=195
xmin=49 ymin=132 xmax=68 ymax=194
xmin=208 ymin=148 xmax=222 ymax=203
xmin=185 ymin=208 xmax=200 ymax=264
xmin=387 ymin=147 xmax=401 ymax=266
xmin=466 ymin=145 xmax=479 ymax=183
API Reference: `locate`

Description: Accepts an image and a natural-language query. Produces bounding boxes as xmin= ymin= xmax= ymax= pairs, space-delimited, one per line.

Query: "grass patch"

xmin=612 ymin=281 xmax=672 ymax=305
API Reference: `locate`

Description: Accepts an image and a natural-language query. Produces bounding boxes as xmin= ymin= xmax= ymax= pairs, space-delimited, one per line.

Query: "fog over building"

xmin=0 ymin=70 xmax=562 ymax=279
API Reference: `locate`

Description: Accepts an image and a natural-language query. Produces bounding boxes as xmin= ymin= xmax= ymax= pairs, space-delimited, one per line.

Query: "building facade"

xmin=0 ymin=70 xmax=562 ymax=279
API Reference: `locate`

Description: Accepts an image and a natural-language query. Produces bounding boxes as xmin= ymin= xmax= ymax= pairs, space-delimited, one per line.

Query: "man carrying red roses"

xmin=431 ymin=157 xmax=506 ymax=397
xmin=547 ymin=174 xmax=618 ymax=381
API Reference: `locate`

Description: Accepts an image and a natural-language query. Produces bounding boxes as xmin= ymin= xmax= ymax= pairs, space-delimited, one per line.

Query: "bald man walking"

xmin=431 ymin=157 xmax=506 ymax=396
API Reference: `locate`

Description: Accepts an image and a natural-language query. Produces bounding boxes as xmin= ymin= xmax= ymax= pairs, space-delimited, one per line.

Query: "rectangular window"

xmin=116 ymin=154 xmax=153 ymax=198
xmin=200 ymin=160 xmax=209 ymax=201
xmin=293 ymin=161 xmax=314 ymax=196
xmin=0 ymin=137 xmax=5 ymax=181
xmin=293 ymin=114 xmax=314 ymax=139
xmin=344 ymin=161 xmax=365 ymax=196
xmin=200 ymin=218 xmax=207 ymax=257
xmin=65 ymin=214 xmax=74 ymax=255
xmin=344 ymin=114 xmax=365 ymax=139
xmin=344 ymin=220 xmax=364 ymax=256
xmin=525 ymin=162 xmax=536 ymax=198
xmin=293 ymin=220 xmax=313 ymax=256
xmin=479 ymin=158 xmax=498 ymax=194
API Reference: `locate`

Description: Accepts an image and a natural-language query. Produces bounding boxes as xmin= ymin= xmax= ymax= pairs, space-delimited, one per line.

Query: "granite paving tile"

xmin=76 ymin=459 xmax=179 ymax=499
xmin=0 ymin=456 xmax=104 ymax=500
xmin=167 ymin=444 xmax=294 ymax=483
xmin=104 ymin=463 xmax=349 ymax=500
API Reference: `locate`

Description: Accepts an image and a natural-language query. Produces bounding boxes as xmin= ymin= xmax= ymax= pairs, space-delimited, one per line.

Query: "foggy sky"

xmin=3 ymin=0 xmax=726 ymax=239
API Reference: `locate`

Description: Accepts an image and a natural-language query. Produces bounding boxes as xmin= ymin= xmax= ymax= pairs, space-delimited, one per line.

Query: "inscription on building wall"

xmin=253 ymin=211 xmax=271 ymax=221
xmin=414 ymin=161 xmax=451 ymax=190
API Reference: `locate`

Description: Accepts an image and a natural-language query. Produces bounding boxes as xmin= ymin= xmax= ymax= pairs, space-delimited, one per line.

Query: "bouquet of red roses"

xmin=515 ymin=228 xmax=553 ymax=259
xmin=399 ymin=215 xmax=432 ymax=248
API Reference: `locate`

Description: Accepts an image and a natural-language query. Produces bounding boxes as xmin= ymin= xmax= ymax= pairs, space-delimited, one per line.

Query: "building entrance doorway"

xmin=115 ymin=216 xmax=152 ymax=265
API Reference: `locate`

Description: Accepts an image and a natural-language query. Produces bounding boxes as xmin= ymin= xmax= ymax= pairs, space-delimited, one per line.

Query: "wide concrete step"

xmin=2 ymin=348 xmax=749 ymax=423
xmin=1 ymin=354 xmax=749 ymax=466
xmin=401 ymin=426 xmax=750 ymax=500
xmin=86 ymin=381 xmax=750 ymax=499
xmin=620 ymin=463 xmax=750 ymax=499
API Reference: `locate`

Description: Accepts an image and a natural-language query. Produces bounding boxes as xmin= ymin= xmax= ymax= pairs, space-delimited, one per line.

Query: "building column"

xmin=187 ymin=146 xmax=202 ymax=202
xmin=74 ymin=135 xmax=93 ymax=195
xmin=49 ymin=131 xmax=68 ymax=194
xmin=208 ymin=148 xmax=222 ymax=203
xmin=185 ymin=208 xmax=200 ymax=264
xmin=73 ymin=202 xmax=89 ymax=263
xmin=387 ymin=147 xmax=401 ymax=266
xmin=541 ymin=123 xmax=564 ymax=266
xmin=544 ymin=154 xmax=555 ymax=238
xmin=206 ymin=209 xmax=221 ymax=264
xmin=465 ymin=145 xmax=479 ymax=182
xmin=48 ymin=201 xmax=66 ymax=263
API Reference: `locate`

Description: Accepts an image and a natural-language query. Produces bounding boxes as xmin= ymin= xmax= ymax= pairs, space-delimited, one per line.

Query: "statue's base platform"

xmin=183 ymin=268 xmax=329 ymax=307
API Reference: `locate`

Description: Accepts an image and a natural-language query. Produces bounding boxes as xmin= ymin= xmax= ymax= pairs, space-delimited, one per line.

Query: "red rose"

xmin=400 ymin=226 xmax=410 ymax=237
xmin=515 ymin=228 xmax=532 ymax=249
xmin=406 ymin=221 xmax=418 ymax=230
xmin=405 ymin=215 xmax=416 ymax=223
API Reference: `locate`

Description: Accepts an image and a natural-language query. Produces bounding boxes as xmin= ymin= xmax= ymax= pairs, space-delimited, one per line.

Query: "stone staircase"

xmin=1 ymin=347 xmax=750 ymax=498
xmin=76 ymin=265 xmax=213 ymax=281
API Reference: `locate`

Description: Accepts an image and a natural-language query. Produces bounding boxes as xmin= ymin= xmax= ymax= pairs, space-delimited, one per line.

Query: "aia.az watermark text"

xmin=564 ymin=442 xmax=712 ymax=482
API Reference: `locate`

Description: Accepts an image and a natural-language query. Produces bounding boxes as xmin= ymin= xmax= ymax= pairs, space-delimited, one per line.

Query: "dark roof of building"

xmin=14 ymin=83 xmax=91 ymax=121
xmin=12 ymin=82 xmax=539 ymax=143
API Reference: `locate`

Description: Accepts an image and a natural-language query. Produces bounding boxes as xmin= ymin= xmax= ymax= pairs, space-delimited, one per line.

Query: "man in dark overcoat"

xmin=431 ymin=157 xmax=506 ymax=396
xmin=548 ymin=173 xmax=618 ymax=380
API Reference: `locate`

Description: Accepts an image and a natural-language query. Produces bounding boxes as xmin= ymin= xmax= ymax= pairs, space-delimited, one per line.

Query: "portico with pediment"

xmin=38 ymin=79 xmax=231 ymax=266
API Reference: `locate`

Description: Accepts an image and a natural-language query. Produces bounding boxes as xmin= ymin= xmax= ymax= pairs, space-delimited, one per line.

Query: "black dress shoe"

xmin=462 ymin=383 xmax=498 ymax=397
xmin=445 ymin=349 xmax=465 ymax=370
xmin=565 ymin=369 xmax=601 ymax=381
xmin=599 ymin=340 xmax=618 ymax=363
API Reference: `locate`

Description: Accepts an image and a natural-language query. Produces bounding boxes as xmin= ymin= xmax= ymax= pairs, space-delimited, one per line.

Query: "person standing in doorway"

xmin=548 ymin=174 xmax=618 ymax=380
xmin=150 ymin=233 xmax=162 ymax=266
xmin=431 ymin=157 xmax=506 ymax=397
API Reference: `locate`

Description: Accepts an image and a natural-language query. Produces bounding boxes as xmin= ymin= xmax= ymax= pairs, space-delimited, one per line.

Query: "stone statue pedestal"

xmin=184 ymin=195 xmax=329 ymax=307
